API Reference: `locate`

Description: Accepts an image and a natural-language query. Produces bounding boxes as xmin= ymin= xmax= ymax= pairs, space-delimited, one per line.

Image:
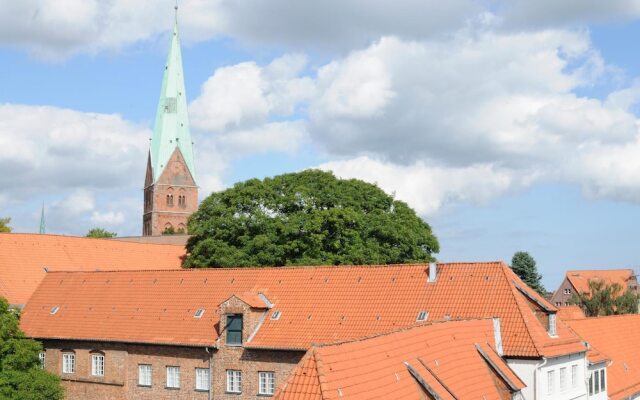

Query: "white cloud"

xmin=320 ymin=156 xmax=535 ymax=215
xmin=90 ymin=210 xmax=125 ymax=226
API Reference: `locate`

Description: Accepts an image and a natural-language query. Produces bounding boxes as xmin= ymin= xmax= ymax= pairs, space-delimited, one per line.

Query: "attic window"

xmin=50 ymin=306 xmax=60 ymax=315
xmin=194 ymin=308 xmax=205 ymax=318
xmin=271 ymin=310 xmax=281 ymax=320
xmin=548 ymin=313 xmax=557 ymax=336
xmin=416 ymin=311 xmax=428 ymax=322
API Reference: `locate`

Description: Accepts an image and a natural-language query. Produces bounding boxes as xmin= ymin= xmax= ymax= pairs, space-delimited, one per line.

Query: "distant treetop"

xmin=86 ymin=228 xmax=117 ymax=238
xmin=185 ymin=169 xmax=439 ymax=268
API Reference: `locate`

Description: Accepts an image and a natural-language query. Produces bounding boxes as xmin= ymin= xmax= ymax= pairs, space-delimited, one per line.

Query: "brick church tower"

xmin=143 ymin=9 xmax=197 ymax=236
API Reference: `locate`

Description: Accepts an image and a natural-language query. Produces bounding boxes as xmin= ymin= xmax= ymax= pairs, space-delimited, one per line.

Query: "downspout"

xmin=536 ymin=357 xmax=548 ymax=399
xmin=206 ymin=346 xmax=212 ymax=400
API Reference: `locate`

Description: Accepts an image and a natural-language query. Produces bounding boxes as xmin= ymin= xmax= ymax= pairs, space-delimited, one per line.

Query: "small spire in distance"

xmin=39 ymin=203 xmax=46 ymax=234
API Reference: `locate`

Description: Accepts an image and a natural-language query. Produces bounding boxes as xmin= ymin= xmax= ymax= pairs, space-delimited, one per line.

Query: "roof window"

xmin=194 ymin=308 xmax=205 ymax=318
xmin=271 ymin=310 xmax=281 ymax=320
xmin=416 ymin=311 xmax=428 ymax=322
xmin=50 ymin=306 xmax=60 ymax=315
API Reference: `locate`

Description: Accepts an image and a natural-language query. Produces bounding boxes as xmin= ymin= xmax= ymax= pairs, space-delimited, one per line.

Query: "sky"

xmin=2 ymin=0 xmax=640 ymax=289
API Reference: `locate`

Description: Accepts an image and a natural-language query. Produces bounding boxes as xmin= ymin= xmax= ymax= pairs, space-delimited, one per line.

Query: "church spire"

xmin=39 ymin=203 xmax=46 ymax=234
xmin=150 ymin=4 xmax=195 ymax=183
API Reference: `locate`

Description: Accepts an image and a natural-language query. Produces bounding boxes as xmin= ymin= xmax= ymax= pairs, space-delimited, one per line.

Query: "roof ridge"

xmin=499 ymin=264 xmax=541 ymax=357
xmin=313 ymin=348 xmax=329 ymax=398
xmin=312 ymin=318 xmax=494 ymax=349
xmin=0 ymin=233 xmax=184 ymax=248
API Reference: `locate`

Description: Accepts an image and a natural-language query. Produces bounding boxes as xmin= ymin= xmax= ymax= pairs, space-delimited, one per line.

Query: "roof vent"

xmin=50 ymin=306 xmax=60 ymax=315
xmin=271 ymin=310 xmax=282 ymax=320
xmin=194 ymin=308 xmax=205 ymax=318
xmin=43 ymin=267 xmax=48 ymax=273
xmin=443 ymin=314 xmax=451 ymax=321
xmin=416 ymin=311 xmax=428 ymax=322
xmin=428 ymin=262 xmax=437 ymax=282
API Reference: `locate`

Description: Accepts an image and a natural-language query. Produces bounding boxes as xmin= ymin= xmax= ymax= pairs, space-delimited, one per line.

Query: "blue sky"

xmin=2 ymin=1 xmax=640 ymax=289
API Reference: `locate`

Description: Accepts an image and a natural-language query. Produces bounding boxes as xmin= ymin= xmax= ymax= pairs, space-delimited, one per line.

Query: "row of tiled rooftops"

xmin=20 ymin=261 xmax=586 ymax=359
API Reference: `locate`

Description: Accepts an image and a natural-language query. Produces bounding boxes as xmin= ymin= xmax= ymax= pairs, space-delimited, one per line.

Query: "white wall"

xmin=586 ymin=362 xmax=607 ymax=400
xmin=508 ymin=353 xmax=588 ymax=400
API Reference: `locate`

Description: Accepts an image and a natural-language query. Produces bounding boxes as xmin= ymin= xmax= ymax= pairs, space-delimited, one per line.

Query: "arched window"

xmin=166 ymin=194 xmax=174 ymax=207
xmin=178 ymin=195 xmax=186 ymax=208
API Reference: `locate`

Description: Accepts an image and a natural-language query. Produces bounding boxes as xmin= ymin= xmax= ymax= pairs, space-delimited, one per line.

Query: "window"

xmin=559 ymin=367 xmax=567 ymax=392
xmin=195 ymin=368 xmax=210 ymax=391
xmin=166 ymin=194 xmax=174 ymax=207
xmin=572 ymin=364 xmax=578 ymax=388
xmin=39 ymin=352 xmax=46 ymax=369
xmin=226 ymin=370 xmax=242 ymax=393
xmin=594 ymin=370 xmax=600 ymax=393
xmin=564 ymin=288 xmax=571 ymax=295
xmin=91 ymin=354 xmax=105 ymax=376
xmin=166 ymin=366 xmax=180 ymax=389
xmin=271 ymin=310 xmax=281 ymax=320
xmin=416 ymin=311 xmax=428 ymax=322
xmin=548 ymin=313 xmax=557 ymax=336
xmin=547 ymin=370 xmax=555 ymax=395
xmin=589 ymin=372 xmax=594 ymax=395
xmin=259 ymin=371 xmax=275 ymax=395
xmin=62 ymin=352 xmax=75 ymax=374
xmin=226 ymin=314 xmax=243 ymax=345
xmin=138 ymin=364 xmax=152 ymax=386
xmin=555 ymin=301 xmax=561 ymax=306
xmin=194 ymin=308 xmax=205 ymax=318
xmin=601 ymin=368 xmax=606 ymax=391
xmin=178 ymin=195 xmax=186 ymax=208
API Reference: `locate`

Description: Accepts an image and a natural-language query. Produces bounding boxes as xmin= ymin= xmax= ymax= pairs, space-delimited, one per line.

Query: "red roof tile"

xmin=565 ymin=315 xmax=640 ymax=399
xmin=557 ymin=305 xmax=586 ymax=321
xmin=275 ymin=319 xmax=525 ymax=400
xmin=565 ymin=269 xmax=635 ymax=295
xmin=0 ymin=233 xmax=185 ymax=305
xmin=20 ymin=262 xmax=586 ymax=357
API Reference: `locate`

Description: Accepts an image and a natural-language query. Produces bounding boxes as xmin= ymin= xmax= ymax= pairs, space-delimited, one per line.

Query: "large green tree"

xmin=85 ymin=228 xmax=117 ymax=238
xmin=0 ymin=218 xmax=11 ymax=233
xmin=0 ymin=298 xmax=63 ymax=399
xmin=510 ymin=251 xmax=546 ymax=295
xmin=185 ymin=170 xmax=439 ymax=267
xmin=570 ymin=280 xmax=639 ymax=317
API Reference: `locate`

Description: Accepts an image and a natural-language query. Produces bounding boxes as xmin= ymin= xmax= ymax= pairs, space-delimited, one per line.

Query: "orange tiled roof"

xmin=565 ymin=315 xmax=640 ymax=400
xmin=566 ymin=269 xmax=635 ymax=295
xmin=557 ymin=305 xmax=586 ymax=321
xmin=275 ymin=319 xmax=525 ymax=400
xmin=20 ymin=262 xmax=586 ymax=357
xmin=0 ymin=233 xmax=185 ymax=306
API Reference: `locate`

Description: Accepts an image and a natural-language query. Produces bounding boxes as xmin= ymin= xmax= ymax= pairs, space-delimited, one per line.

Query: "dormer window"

xmin=548 ymin=313 xmax=557 ymax=336
xmin=226 ymin=314 xmax=243 ymax=345
xmin=416 ymin=311 xmax=428 ymax=322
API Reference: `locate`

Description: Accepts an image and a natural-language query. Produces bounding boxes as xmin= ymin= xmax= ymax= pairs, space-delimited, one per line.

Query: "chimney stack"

xmin=428 ymin=262 xmax=437 ymax=282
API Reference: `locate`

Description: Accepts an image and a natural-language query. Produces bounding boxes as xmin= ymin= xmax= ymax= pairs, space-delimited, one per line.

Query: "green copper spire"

xmin=150 ymin=6 xmax=195 ymax=182
xmin=39 ymin=203 xmax=46 ymax=234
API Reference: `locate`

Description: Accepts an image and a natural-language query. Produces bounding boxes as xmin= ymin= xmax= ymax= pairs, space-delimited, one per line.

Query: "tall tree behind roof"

xmin=511 ymin=251 xmax=546 ymax=295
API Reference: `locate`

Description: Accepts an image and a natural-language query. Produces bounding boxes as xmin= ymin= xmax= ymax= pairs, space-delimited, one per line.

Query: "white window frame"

xmin=547 ymin=370 xmax=555 ymax=395
xmin=564 ymin=288 xmax=571 ymax=295
xmin=226 ymin=369 xmax=242 ymax=393
xmin=166 ymin=366 xmax=180 ymax=389
xmin=39 ymin=352 xmax=46 ymax=369
xmin=600 ymin=368 xmax=606 ymax=391
xmin=138 ymin=364 xmax=152 ymax=386
xmin=548 ymin=313 xmax=557 ymax=336
xmin=195 ymin=368 xmax=210 ymax=391
xmin=571 ymin=364 xmax=578 ymax=388
xmin=91 ymin=354 xmax=105 ymax=376
xmin=559 ymin=367 xmax=567 ymax=392
xmin=62 ymin=352 xmax=75 ymax=374
xmin=259 ymin=371 xmax=276 ymax=395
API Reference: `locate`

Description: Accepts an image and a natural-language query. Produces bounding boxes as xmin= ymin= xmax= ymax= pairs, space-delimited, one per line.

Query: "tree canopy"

xmin=0 ymin=218 xmax=11 ymax=233
xmin=570 ymin=280 xmax=639 ymax=317
xmin=85 ymin=228 xmax=117 ymax=238
xmin=0 ymin=298 xmax=63 ymax=400
xmin=185 ymin=170 xmax=439 ymax=267
xmin=510 ymin=251 xmax=546 ymax=295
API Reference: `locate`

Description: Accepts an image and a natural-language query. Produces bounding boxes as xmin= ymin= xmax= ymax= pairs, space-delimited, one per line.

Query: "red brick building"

xmin=550 ymin=269 xmax=639 ymax=307
xmin=20 ymin=262 xmax=586 ymax=399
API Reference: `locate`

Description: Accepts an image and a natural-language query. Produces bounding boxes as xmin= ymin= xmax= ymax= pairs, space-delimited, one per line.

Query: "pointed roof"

xmin=275 ymin=319 xmax=526 ymax=400
xmin=150 ymin=13 xmax=195 ymax=183
xmin=39 ymin=204 xmax=45 ymax=234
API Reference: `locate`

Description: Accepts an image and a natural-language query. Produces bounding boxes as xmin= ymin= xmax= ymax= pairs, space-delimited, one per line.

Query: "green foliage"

xmin=85 ymin=228 xmax=117 ymax=238
xmin=162 ymin=226 xmax=186 ymax=235
xmin=510 ymin=251 xmax=546 ymax=295
xmin=0 ymin=218 xmax=11 ymax=233
xmin=570 ymin=280 xmax=640 ymax=317
xmin=0 ymin=298 xmax=63 ymax=400
xmin=185 ymin=170 xmax=439 ymax=267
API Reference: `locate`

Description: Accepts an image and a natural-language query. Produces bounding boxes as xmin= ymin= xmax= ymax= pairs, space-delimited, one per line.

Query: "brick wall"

xmin=550 ymin=278 xmax=577 ymax=307
xmin=42 ymin=340 xmax=210 ymax=400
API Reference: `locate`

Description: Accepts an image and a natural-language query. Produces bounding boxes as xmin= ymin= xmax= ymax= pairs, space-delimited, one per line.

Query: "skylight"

xmin=271 ymin=310 xmax=281 ymax=320
xmin=194 ymin=308 xmax=205 ymax=318
xmin=416 ymin=311 xmax=428 ymax=322
xmin=50 ymin=306 xmax=60 ymax=315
